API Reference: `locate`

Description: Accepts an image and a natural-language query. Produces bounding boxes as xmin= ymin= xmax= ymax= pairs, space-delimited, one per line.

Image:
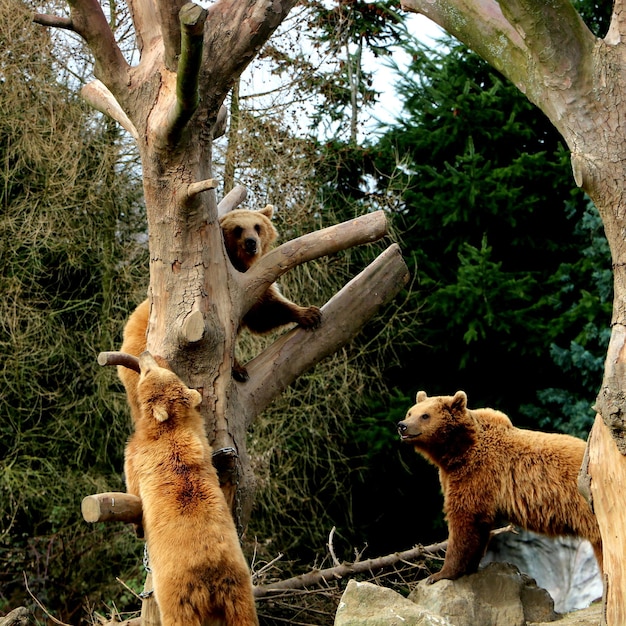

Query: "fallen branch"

xmin=253 ymin=539 xmax=447 ymax=598
xmin=252 ymin=525 xmax=516 ymax=599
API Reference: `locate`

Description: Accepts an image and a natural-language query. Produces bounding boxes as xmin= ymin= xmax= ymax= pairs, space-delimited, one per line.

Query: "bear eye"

xmin=254 ymin=224 xmax=261 ymax=234
xmin=420 ymin=413 xmax=430 ymax=421
xmin=233 ymin=226 xmax=243 ymax=238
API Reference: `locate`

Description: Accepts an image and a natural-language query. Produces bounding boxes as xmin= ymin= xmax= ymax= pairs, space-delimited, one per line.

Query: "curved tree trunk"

xmin=401 ymin=1 xmax=626 ymax=623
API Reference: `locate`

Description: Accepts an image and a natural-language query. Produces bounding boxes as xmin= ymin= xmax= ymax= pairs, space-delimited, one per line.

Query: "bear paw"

xmin=297 ymin=306 xmax=322 ymax=330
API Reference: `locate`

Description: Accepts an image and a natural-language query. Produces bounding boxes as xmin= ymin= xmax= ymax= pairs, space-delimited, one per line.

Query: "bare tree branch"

xmin=217 ymin=185 xmax=248 ymax=216
xmin=401 ymin=0 xmax=529 ymax=84
xmin=401 ymin=0 xmax=596 ymax=124
xmin=607 ymin=0 xmax=626 ymax=44
xmin=253 ymin=538 xmax=447 ymax=598
xmin=239 ymin=211 xmax=390 ymax=314
xmin=81 ymin=80 xmax=139 ymax=140
xmin=497 ymin=0 xmax=596 ymax=87
xmin=98 ymin=351 xmax=140 ymax=373
xmin=199 ymin=0 xmax=299 ymax=117
xmin=241 ymin=244 xmax=409 ymax=421
xmin=32 ymin=13 xmax=75 ymax=31
xmin=65 ymin=0 xmax=129 ymax=94
xmin=156 ymin=0 xmax=188 ymax=71
xmin=126 ymin=0 xmax=162 ymax=57
xmin=253 ymin=526 xmax=515 ymax=598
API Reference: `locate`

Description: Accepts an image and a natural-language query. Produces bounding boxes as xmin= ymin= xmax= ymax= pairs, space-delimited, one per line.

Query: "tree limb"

xmin=240 ymin=244 xmax=409 ymax=421
xmin=156 ymin=0 xmax=188 ymax=71
xmin=239 ymin=211 xmax=390 ymax=314
xmin=401 ymin=0 xmax=529 ymax=86
xmin=217 ymin=185 xmax=248 ymax=216
xmin=607 ymin=0 xmax=626 ymax=44
xmin=497 ymin=0 xmax=596 ymax=88
xmin=81 ymin=80 xmax=139 ymax=140
xmin=163 ymin=3 xmax=207 ymax=145
xmin=97 ymin=351 xmax=140 ymax=373
xmin=65 ymin=0 xmax=129 ymax=95
xmin=401 ymin=0 xmax=596 ymax=123
xmin=126 ymin=0 xmax=162 ymax=57
xmin=198 ymin=0 xmax=299 ymax=117
xmin=32 ymin=13 xmax=74 ymax=31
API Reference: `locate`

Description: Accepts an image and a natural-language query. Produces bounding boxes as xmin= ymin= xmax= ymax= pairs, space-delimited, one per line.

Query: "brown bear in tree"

xmin=124 ymin=351 xmax=259 ymax=626
xmin=220 ymin=205 xmax=322 ymax=380
xmin=118 ymin=205 xmax=322 ymax=409
xmin=397 ymin=390 xmax=603 ymax=584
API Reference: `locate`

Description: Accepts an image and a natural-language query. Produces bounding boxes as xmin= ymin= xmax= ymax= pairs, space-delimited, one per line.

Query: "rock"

xmin=482 ymin=530 xmax=602 ymax=613
xmin=334 ymin=579 xmax=453 ymax=626
xmin=408 ymin=562 xmax=558 ymax=626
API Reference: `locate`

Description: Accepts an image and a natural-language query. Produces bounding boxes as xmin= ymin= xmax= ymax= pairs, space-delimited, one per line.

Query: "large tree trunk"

xmin=401 ymin=1 xmax=626 ymax=622
xmin=34 ymin=0 xmax=409 ymax=530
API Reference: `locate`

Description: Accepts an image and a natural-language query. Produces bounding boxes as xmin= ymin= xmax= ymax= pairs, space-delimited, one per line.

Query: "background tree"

xmin=0 ymin=1 xmax=146 ymax=615
xmin=397 ymin=0 xmax=626 ymax=621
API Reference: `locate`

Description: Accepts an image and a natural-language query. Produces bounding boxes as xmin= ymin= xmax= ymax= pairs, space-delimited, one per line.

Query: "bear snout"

xmin=244 ymin=238 xmax=258 ymax=256
xmin=397 ymin=421 xmax=412 ymax=439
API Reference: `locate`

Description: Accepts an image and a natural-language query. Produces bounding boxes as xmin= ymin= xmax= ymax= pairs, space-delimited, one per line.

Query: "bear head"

xmin=397 ymin=390 xmax=476 ymax=464
xmin=219 ymin=205 xmax=278 ymax=273
xmin=136 ymin=351 xmax=202 ymax=424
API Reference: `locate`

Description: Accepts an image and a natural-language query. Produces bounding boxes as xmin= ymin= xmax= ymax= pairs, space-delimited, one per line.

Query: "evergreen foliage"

xmin=371 ymin=39 xmax=612 ymax=429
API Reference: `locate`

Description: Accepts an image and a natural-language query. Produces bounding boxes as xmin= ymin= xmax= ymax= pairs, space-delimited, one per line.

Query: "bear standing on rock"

xmin=397 ymin=390 xmax=603 ymax=584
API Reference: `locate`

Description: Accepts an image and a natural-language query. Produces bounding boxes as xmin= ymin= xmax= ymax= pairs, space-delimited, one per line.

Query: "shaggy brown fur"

xmin=124 ymin=352 xmax=258 ymax=626
xmin=397 ymin=390 xmax=603 ymax=584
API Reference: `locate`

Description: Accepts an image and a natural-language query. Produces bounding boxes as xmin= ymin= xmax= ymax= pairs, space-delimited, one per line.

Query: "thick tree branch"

xmin=498 ymin=0 xmax=596 ymax=86
xmin=217 ymin=185 xmax=248 ymax=216
xmin=607 ymin=0 xmax=626 ymax=44
xmin=65 ymin=0 xmax=129 ymax=94
xmin=32 ymin=13 xmax=74 ymax=30
xmin=240 ymin=244 xmax=409 ymax=421
xmin=81 ymin=80 xmax=139 ymax=140
xmin=156 ymin=0 xmax=188 ymax=71
xmin=126 ymin=0 xmax=162 ymax=57
xmin=401 ymin=0 xmax=529 ymax=87
xmin=198 ymin=0 xmax=299 ymax=117
xmin=163 ymin=3 xmax=207 ymax=144
xmin=239 ymin=211 xmax=389 ymax=314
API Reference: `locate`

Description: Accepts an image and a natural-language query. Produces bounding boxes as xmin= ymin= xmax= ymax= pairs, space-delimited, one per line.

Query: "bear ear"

xmin=188 ymin=388 xmax=202 ymax=408
xmin=450 ymin=390 xmax=467 ymax=412
xmin=416 ymin=390 xmax=428 ymax=403
xmin=153 ymin=404 xmax=170 ymax=422
xmin=259 ymin=204 xmax=274 ymax=220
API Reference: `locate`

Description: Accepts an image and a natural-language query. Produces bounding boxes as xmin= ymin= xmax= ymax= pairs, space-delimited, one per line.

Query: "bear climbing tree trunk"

xmin=32 ymin=1 xmax=409 ymax=529
xmin=400 ymin=1 xmax=626 ymax=623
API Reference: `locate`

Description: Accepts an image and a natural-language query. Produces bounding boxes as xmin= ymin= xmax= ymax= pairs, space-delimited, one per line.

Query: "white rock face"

xmin=482 ymin=529 xmax=602 ymax=613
